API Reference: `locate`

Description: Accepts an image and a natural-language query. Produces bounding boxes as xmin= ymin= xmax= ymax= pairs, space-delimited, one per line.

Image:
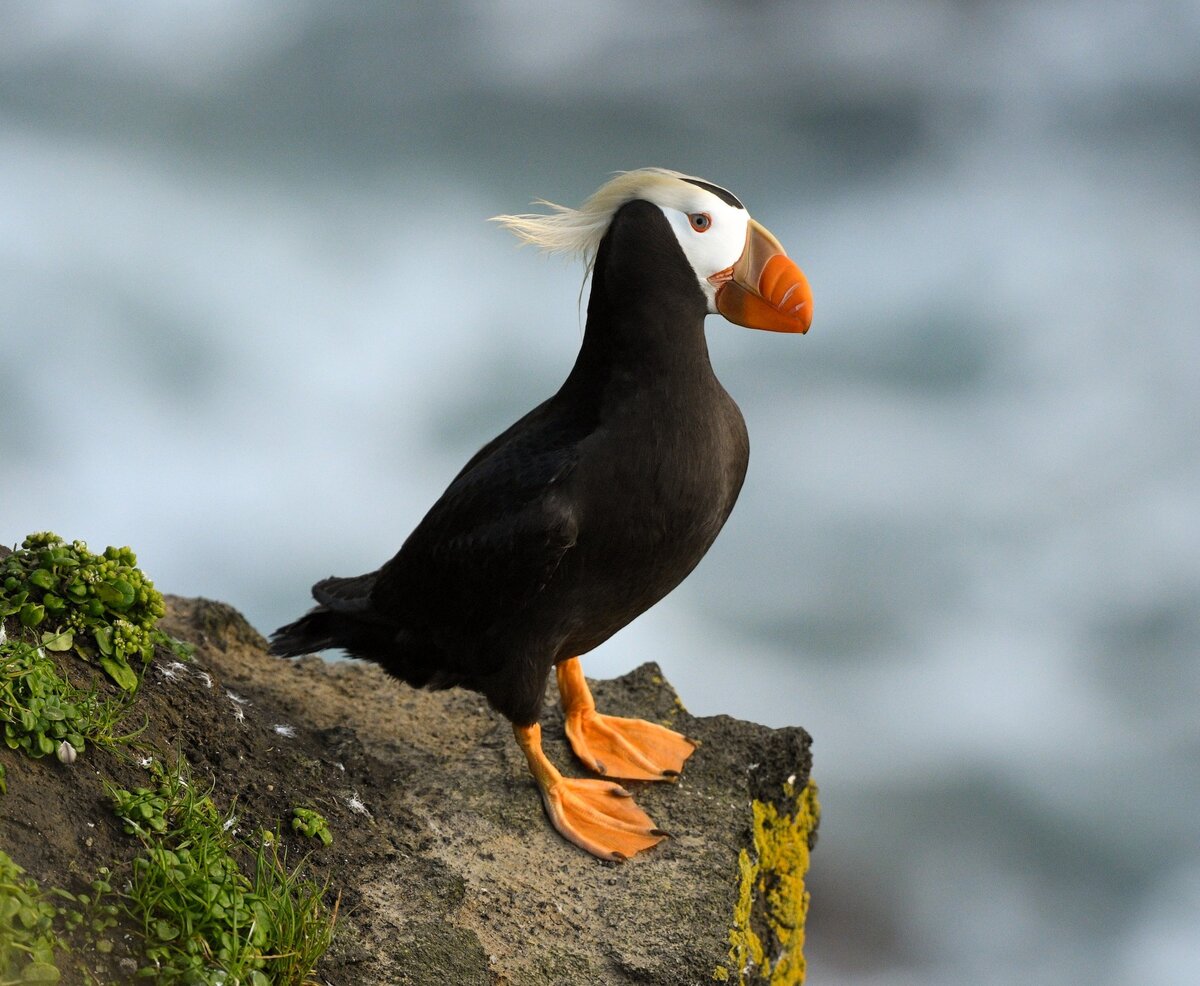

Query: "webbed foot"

xmin=515 ymin=722 xmax=667 ymax=861
xmin=557 ymin=657 xmax=696 ymax=781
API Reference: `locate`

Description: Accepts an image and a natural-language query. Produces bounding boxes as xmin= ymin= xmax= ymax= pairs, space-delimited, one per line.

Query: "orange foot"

xmin=565 ymin=709 xmax=696 ymax=781
xmin=515 ymin=723 xmax=666 ymax=861
xmin=556 ymin=657 xmax=697 ymax=782
xmin=540 ymin=775 xmax=666 ymax=861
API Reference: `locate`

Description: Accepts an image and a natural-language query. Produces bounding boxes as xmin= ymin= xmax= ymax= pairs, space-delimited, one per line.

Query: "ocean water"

xmin=3 ymin=3 xmax=1198 ymax=982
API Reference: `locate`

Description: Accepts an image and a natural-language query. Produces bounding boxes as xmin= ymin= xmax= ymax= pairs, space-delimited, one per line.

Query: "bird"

xmin=271 ymin=168 xmax=812 ymax=861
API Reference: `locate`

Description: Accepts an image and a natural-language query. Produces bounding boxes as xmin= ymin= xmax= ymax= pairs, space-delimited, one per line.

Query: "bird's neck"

xmin=565 ymin=257 xmax=714 ymax=389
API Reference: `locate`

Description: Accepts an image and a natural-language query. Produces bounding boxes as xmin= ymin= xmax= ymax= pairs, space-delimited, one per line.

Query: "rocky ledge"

xmin=2 ymin=595 xmax=817 ymax=985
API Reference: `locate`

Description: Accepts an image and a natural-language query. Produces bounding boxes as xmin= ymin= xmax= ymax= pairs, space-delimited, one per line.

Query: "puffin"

xmin=271 ymin=169 xmax=812 ymax=861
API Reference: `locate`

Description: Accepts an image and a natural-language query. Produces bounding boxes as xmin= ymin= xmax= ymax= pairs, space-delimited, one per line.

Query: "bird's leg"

xmin=513 ymin=722 xmax=666 ymax=861
xmin=556 ymin=657 xmax=697 ymax=782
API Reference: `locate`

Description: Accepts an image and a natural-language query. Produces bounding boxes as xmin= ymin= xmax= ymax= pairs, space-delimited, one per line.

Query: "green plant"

xmin=0 ymin=850 xmax=62 ymax=985
xmin=49 ymin=868 xmax=120 ymax=953
xmin=248 ymin=839 xmax=336 ymax=986
xmin=109 ymin=759 xmax=335 ymax=985
xmin=0 ymin=639 xmax=138 ymax=761
xmin=290 ymin=808 xmax=333 ymax=846
xmin=1 ymin=640 xmax=88 ymax=759
xmin=0 ymin=533 xmax=167 ymax=691
xmin=111 ymin=785 xmax=171 ymax=837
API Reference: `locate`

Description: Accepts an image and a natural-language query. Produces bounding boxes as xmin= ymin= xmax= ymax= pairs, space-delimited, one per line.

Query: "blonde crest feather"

xmin=490 ymin=168 xmax=711 ymax=272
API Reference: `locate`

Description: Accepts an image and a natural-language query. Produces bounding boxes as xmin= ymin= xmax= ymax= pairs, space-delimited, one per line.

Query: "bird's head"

xmin=493 ymin=168 xmax=812 ymax=334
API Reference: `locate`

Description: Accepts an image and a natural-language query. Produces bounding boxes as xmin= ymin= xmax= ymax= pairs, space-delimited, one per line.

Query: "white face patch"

xmin=491 ymin=169 xmax=752 ymax=309
xmin=655 ymin=190 xmax=749 ymax=312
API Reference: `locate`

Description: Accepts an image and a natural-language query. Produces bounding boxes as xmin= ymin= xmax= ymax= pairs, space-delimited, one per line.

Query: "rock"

xmin=2 ymin=595 xmax=818 ymax=985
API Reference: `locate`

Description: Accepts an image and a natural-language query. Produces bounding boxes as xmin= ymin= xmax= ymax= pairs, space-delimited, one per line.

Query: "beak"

xmin=711 ymin=219 xmax=812 ymax=334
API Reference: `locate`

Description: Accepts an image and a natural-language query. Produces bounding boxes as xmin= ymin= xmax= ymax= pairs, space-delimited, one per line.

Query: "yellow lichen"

xmin=719 ymin=779 xmax=820 ymax=985
xmin=661 ymin=693 xmax=690 ymax=727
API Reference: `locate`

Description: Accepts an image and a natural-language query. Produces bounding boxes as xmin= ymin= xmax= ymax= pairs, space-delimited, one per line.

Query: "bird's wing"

xmin=368 ymin=427 xmax=581 ymax=651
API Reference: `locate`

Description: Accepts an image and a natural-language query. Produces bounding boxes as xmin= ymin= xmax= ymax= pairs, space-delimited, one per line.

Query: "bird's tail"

xmin=270 ymin=569 xmax=388 ymax=658
xmin=270 ymin=608 xmax=339 ymax=658
xmin=270 ymin=604 xmax=404 ymax=660
xmin=270 ymin=571 xmax=461 ymax=692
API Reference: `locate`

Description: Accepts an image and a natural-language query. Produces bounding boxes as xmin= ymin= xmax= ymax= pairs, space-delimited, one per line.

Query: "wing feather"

xmin=369 ymin=428 xmax=580 ymax=651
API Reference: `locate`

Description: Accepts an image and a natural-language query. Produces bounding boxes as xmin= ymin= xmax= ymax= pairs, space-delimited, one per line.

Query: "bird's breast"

xmin=550 ymin=379 xmax=749 ymax=648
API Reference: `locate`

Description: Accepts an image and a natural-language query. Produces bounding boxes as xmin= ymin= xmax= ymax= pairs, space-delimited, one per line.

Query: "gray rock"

xmin=162 ymin=598 xmax=819 ymax=985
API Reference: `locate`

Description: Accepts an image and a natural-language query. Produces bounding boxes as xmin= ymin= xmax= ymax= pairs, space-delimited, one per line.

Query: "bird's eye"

xmin=689 ymin=212 xmax=712 ymax=232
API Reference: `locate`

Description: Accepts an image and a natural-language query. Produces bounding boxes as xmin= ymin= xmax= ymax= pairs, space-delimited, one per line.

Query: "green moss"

xmin=721 ymin=779 xmax=820 ymax=985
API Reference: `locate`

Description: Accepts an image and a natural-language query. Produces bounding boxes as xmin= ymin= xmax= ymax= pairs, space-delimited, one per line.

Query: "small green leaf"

xmin=27 ymin=569 xmax=56 ymax=590
xmin=99 ymin=655 xmax=138 ymax=692
xmin=17 ymin=961 xmax=61 ymax=983
xmin=95 ymin=579 xmax=135 ymax=609
xmin=93 ymin=626 xmax=114 ymax=656
xmin=16 ymin=904 xmax=41 ymax=928
xmin=19 ymin=603 xmax=45 ymax=628
xmin=41 ymin=628 xmax=74 ymax=651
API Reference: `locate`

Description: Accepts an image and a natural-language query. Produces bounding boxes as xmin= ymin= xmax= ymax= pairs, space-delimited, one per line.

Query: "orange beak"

xmin=711 ymin=219 xmax=812 ymax=334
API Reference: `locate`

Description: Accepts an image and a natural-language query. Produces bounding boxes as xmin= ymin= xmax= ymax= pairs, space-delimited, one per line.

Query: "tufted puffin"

xmin=271 ymin=169 xmax=812 ymax=861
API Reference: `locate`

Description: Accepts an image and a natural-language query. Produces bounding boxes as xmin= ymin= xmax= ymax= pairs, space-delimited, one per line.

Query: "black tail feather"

xmin=271 ymin=570 xmax=387 ymax=658
xmin=270 ymin=604 xmax=402 ymax=666
xmin=269 ymin=608 xmax=340 ymax=657
xmin=270 ymin=597 xmax=462 ymax=697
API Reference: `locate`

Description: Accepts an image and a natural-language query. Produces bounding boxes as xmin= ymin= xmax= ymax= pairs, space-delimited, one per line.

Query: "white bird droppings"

xmin=345 ymin=793 xmax=371 ymax=817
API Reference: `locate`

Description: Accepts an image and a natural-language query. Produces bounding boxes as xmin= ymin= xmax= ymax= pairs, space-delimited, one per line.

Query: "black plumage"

xmin=271 ymin=199 xmax=748 ymax=724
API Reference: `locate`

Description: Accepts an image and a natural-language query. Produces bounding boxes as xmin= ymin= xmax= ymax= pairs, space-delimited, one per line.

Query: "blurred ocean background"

xmin=3 ymin=2 xmax=1198 ymax=982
